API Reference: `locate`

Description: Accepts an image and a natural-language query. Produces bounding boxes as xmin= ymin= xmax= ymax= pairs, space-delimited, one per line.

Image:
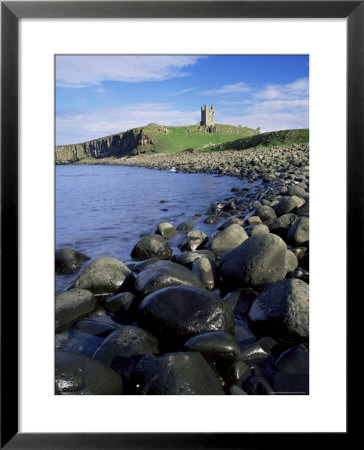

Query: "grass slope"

xmin=195 ymin=128 xmax=309 ymax=153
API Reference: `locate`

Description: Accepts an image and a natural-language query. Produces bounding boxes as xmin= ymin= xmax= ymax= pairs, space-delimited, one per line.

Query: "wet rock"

xmin=296 ymin=198 xmax=309 ymax=216
xmin=171 ymin=250 xmax=216 ymax=265
xmin=75 ymin=320 xmax=118 ymax=338
xmin=184 ymin=330 xmax=241 ymax=362
xmin=191 ymin=257 xmax=216 ymax=289
xmin=209 ymin=224 xmax=249 ymax=257
xmin=73 ymin=257 xmax=131 ymax=295
xmin=299 ymin=252 xmax=309 ymax=270
xmin=55 ymin=351 xmax=123 ymax=395
xmin=269 ymin=213 xmax=298 ymax=239
xmin=135 ymin=260 xmax=205 ymax=295
xmin=56 ymin=328 xmax=104 ymax=356
xmin=248 ymin=278 xmax=309 ymax=341
xmin=180 ymin=230 xmax=207 ymax=251
xmin=229 ymin=385 xmax=249 ymax=395
xmin=273 ymin=196 xmax=300 ymax=216
xmin=224 ymin=288 xmax=258 ymax=317
xmin=139 ymin=285 xmax=235 ymax=344
xmin=272 ymin=344 xmax=309 ymax=394
xmin=217 ymin=217 xmax=244 ymax=231
xmin=176 ymin=222 xmax=194 ymax=233
xmin=126 ymin=258 xmax=160 ymax=273
xmin=234 ymin=319 xmax=257 ymax=347
xmin=55 ymin=288 xmax=97 ymax=332
xmin=155 ymin=222 xmax=178 ymax=239
xmin=131 ymin=234 xmax=172 ymax=260
xmin=287 ymin=216 xmax=309 ymax=246
xmin=104 ymin=292 xmax=136 ymax=317
xmin=203 ymin=215 xmax=221 ymax=225
xmin=238 ymin=337 xmax=278 ymax=364
xmin=55 ymin=248 xmax=90 ymax=274
xmin=227 ymin=360 xmax=251 ymax=385
xmin=127 ymin=352 xmax=225 ymax=395
xmin=92 ymin=326 xmax=159 ymax=378
xmin=256 ymin=205 xmax=277 ymax=223
xmin=243 ymin=375 xmax=275 ymax=395
xmin=219 ymin=234 xmax=288 ymax=288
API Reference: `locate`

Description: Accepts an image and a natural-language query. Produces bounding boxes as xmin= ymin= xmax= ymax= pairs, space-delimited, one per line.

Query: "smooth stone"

xmin=296 ymin=198 xmax=309 ymax=216
xmin=135 ymin=260 xmax=205 ymax=295
xmin=92 ymin=326 xmax=159 ymax=377
xmin=237 ymin=337 xmax=278 ymax=364
xmin=287 ymin=216 xmax=309 ymax=246
xmin=55 ymin=248 xmax=90 ymax=274
xmin=75 ymin=320 xmax=118 ymax=337
xmin=126 ymin=258 xmax=160 ymax=273
xmin=285 ymin=250 xmax=299 ymax=272
xmin=219 ymin=234 xmax=288 ymax=288
xmin=156 ymin=222 xmax=178 ymax=239
xmin=171 ymin=250 xmax=216 ymax=265
xmin=180 ymin=230 xmax=207 ymax=251
xmin=184 ymin=330 xmax=241 ymax=362
xmin=104 ymin=292 xmax=136 ymax=317
xmin=269 ymin=213 xmax=298 ymax=239
xmin=55 ymin=351 xmax=123 ymax=395
xmin=287 ymin=185 xmax=309 ymax=198
xmin=139 ymin=285 xmax=235 ymax=343
xmin=131 ymin=234 xmax=173 ymax=260
xmin=217 ymin=217 xmax=244 ymax=231
xmin=256 ymin=205 xmax=277 ymax=222
xmin=273 ymin=196 xmax=300 ymax=216
xmin=176 ymin=222 xmax=194 ymax=233
xmin=191 ymin=257 xmax=216 ymax=289
xmin=246 ymin=216 xmax=262 ymax=226
xmin=227 ymin=360 xmax=251 ymax=385
xmin=209 ymin=224 xmax=249 ymax=257
xmin=272 ymin=344 xmax=309 ymax=394
xmin=73 ymin=257 xmax=131 ymax=295
xmin=247 ymin=224 xmax=270 ymax=236
xmin=203 ymin=215 xmax=221 ymax=225
xmin=223 ymin=288 xmax=258 ymax=317
xmin=55 ymin=288 xmax=97 ymax=332
xmin=127 ymin=352 xmax=225 ymax=395
xmin=248 ymin=278 xmax=309 ymax=341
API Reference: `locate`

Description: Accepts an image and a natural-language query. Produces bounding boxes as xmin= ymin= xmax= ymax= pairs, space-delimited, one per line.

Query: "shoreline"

xmin=55 ymin=143 xmax=309 ymax=395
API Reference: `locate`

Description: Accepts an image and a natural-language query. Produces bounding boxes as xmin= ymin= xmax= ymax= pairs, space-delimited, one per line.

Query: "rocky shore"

xmin=56 ymin=144 xmax=309 ymax=395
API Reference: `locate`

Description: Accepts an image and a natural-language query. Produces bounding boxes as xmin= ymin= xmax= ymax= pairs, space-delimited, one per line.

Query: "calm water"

xmin=56 ymin=165 xmax=259 ymax=292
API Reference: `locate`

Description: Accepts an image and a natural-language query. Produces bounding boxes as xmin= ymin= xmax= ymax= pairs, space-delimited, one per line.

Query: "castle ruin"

xmin=200 ymin=104 xmax=216 ymax=132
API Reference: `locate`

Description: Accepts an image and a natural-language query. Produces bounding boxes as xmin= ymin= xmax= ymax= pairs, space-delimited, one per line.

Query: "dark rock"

xmin=223 ymin=288 xmax=258 ymax=317
xmin=155 ymin=222 xmax=178 ymax=239
xmin=127 ymin=352 xmax=225 ymax=395
xmin=180 ymin=230 xmax=207 ymax=251
xmin=242 ymin=375 xmax=275 ymax=395
xmin=126 ymin=258 xmax=160 ymax=273
xmin=131 ymin=234 xmax=172 ymax=260
xmin=299 ymin=252 xmax=309 ymax=270
xmin=256 ymin=205 xmax=277 ymax=222
xmin=75 ymin=320 xmax=118 ymax=337
xmin=191 ymin=257 xmax=217 ymax=289
xmin=55 ymin=288 xmax=97 ymax=332
xmin=248 ymin=278 xmax=309 ymax=341
xmin=272 ymin=344 xmax=309 ymax=394
xmin=55 ymin=351 xmax=123 ymax=395
xmin=73 ymin=257 xmax=131 ymax=295
xmin=203 ymin=215 xmax=221 ymax=225
xmin=92 ymin=326 xmax=159 ymax=378
xmin=139 ymin=285 xmax=235 ymax=344
xmin=209 ymin=224 xmax=249 ymax=257
xmin=296 ymin=198 xmax=309 ymax=216
xmin=227 ymin=360 xmax=251 ymax=385
xmin=217 ymin=217 xmax=244 ymax=231
xmin=219 ymin=234 xmax=288 ymax=288
xmin=287 ymin=216 xmax=309 ymax=246
xmin=234 ymin=319 xmax=257 ymax=347
xmin=238 ymin=337 xmax=278 ymax=364
xmin=135 ymin=260 xmax=205 ymax=295
xmin=273 ymin=196 xmax=300 ymax=216
xmin=269 ymin=213 xmax=298 ymax=239
xmin=176 ymin=222 xmax=194 ymax=233
xmin=104 ymin=292 xmax=136 ymax=317
xmin=229 ymin=385 xmax=249 ymax=395
xmin=184 ymin=330 xmax=241 ymax=362
xmin=171 ymin=250 xmax=216 ymax=265
xmin=55 ymin=248 xmax=90 ymax=274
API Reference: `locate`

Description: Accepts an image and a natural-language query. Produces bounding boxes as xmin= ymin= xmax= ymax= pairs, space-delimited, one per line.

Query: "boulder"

xmin=273 ymin=196 xmax=300 ymax=216
xmin=256 ymin=205 xmax=277 ymax=222
xmin=180 ymin=230 xmax=207 ymax=251
xmin=92 ymin=326 xmax=159 ymax=378
xmin=219 ymin=234 xmax=288 ymax=288
xmin=287 ymin=217 xmax=309 ymax=246
xmin=139 ymin=285 xmax=235 ymax=344
xmin=171 ymin=250 xmax=216 ymax=265
xmin=238 ymin=337 xmax=278 ymax=364
xmin=248 ymin=278 xmax=309 ymax=341
xmin=184 ymin=330 xmax=241 ymax=362
xmin=131 ymin=234 xmax=172 ymax=260
xmin=287 ymin=185 xmax=309 ymax=199
xmin=127 ymin=352 xmax=225 ymax=395
xmin=55 ymin=351 xmax=123 ymax=395
xmin=285 ymin=250 xmax=299 ymax=272
xmin=55 ymin=248 xmax=90 ymax=274
xmin=55 ymin=288 xmax=97 ymax=332
xmin=135 ymin=260 xmax=205 ymax=295
xmin=191 ymin=257 xmax=216 ymax=289
xmin=272 ymin=344 xmax=309 ymax=394
xmin=209 ymin=224 xmax=249 ymax=257
xmin=73 ymin=257 xmax=131 ymax=295
xmin=176 ymin=222 xmax=194 ymax=233
xmin=155 ymin=222 xmax=178 ymax=239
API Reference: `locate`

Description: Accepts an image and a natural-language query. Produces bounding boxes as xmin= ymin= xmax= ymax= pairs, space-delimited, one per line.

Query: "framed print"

xmin=1 ymin=1 xmax=360 ymax=448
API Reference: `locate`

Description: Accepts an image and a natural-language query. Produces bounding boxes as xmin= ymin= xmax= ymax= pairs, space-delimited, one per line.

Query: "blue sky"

xmin=56 ymin=55 xmax=309 ymax=145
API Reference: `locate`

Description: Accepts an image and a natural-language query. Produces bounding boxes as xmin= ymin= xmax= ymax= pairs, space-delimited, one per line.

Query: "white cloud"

xmin=56 ymin=55 xmax=204 ymax=88
xmin=170 ymin=87 xmax=199 ymax=96
xmin=203 ymin=82 xmax=251 ymax=96
xmin=56 ymin=103 xmax=200 ymax=145
xmin=254 ymin=78 xmax=309 ymax=100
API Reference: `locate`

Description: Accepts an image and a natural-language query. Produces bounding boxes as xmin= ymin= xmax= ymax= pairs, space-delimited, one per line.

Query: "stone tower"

xmin=200 ymin=104 xmax=215 ymax=128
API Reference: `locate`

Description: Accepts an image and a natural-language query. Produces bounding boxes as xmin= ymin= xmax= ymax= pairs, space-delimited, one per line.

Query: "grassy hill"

xmin=55 ymin=123 xmax=260 ymax=163
xmin=192 ymin=128 xmax=309 ymax=153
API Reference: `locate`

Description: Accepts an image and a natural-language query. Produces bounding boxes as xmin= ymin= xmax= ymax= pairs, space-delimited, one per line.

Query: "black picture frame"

xmin=1 ymin=1 xmax=359 ymax=448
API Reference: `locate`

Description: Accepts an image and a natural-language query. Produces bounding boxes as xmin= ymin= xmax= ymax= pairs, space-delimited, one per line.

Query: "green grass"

xmin=196 ymin=128 xmax=309 ymax=153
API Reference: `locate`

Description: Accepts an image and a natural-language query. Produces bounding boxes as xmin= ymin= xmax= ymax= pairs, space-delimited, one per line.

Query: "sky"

xmin=56 ymin=55 xmax=309 ymax=146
